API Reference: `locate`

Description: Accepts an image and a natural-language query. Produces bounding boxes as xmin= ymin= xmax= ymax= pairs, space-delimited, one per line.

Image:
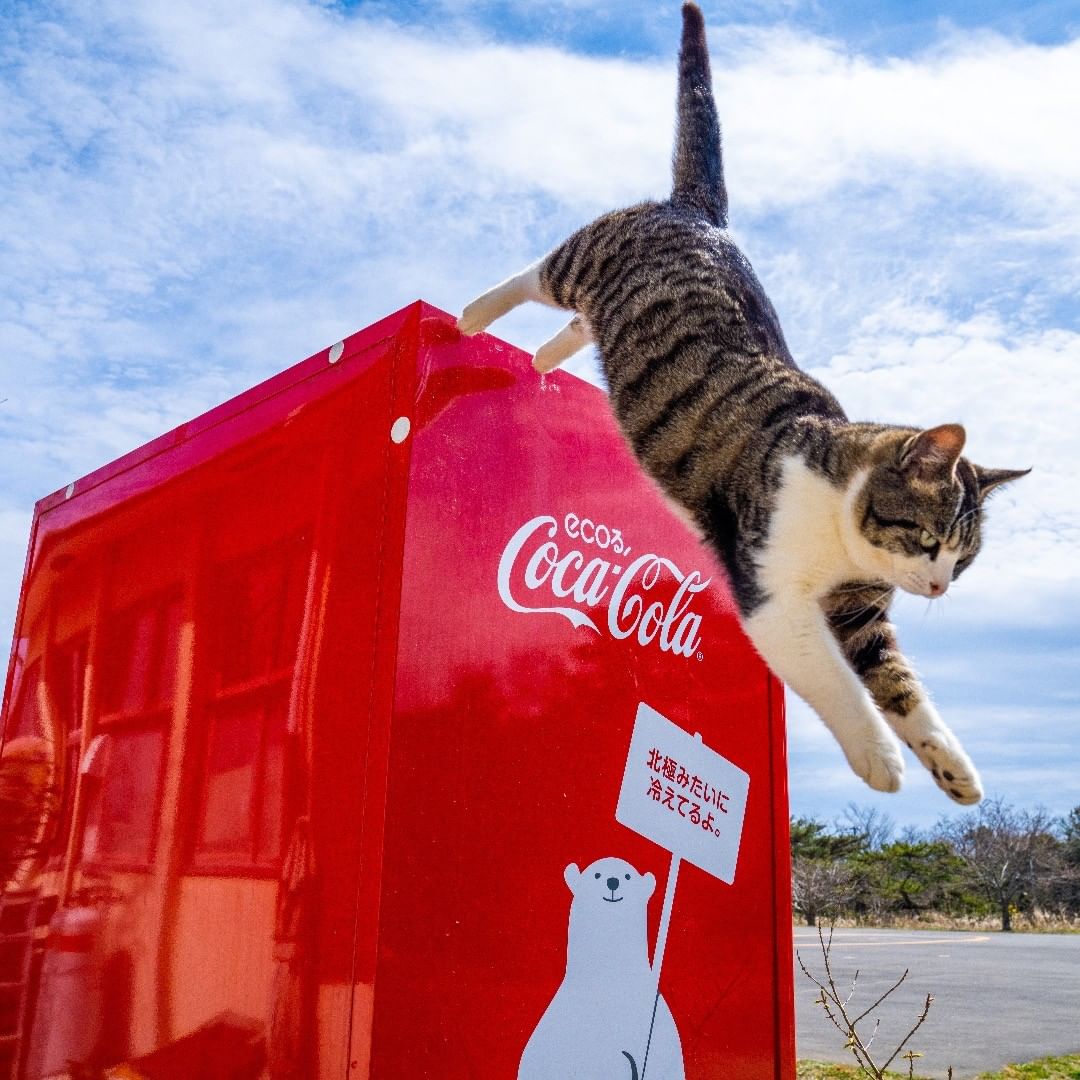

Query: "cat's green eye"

xmin=919 ymin=528 xmax=937 ymax=550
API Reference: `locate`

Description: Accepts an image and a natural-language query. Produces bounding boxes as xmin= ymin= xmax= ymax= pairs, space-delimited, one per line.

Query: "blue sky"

xmin=1 ymin=0 xmax=1078 ymax=833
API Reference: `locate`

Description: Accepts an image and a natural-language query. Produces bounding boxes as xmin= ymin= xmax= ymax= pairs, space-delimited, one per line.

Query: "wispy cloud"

xmin=1 ymin=0 xmax=1077 ymax=823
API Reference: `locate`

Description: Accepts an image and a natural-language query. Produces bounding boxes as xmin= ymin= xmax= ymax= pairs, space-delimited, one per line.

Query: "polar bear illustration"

xmin=518 ymin=857 xmax=685 ymax=1080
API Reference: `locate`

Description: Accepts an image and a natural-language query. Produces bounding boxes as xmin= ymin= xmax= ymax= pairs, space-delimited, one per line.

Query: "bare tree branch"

xmin=797 ymin=923 xmax=949 ymax=1079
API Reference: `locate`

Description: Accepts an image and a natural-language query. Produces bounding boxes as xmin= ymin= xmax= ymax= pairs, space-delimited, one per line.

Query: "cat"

xmin=457 ymin=2 xmax=1028 ymax=804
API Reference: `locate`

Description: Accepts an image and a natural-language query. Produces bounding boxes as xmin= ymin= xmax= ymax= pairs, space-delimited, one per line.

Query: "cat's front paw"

xmin=889 ymin=704 xmax=983 ymax=805
xmin=914 ymin=728 xmax=982 ymax=804
xmin=846 ymin=735 xmax=905 ymax=794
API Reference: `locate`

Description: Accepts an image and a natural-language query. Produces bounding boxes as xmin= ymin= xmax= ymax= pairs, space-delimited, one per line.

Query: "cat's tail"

xmin=671 ymin=2 xmax=728 ymax=227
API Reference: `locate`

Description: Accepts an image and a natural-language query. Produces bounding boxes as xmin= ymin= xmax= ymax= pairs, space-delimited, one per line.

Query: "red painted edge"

xmin=34 ymin=303 xmax=425 ymax=518
xmin=770 ymin=673 xmax=797 ymax=1077
xmin=0 ymin=510 xmax=40 ymax=748
xmin=344 ymin=305 xmax=422 ymax=1069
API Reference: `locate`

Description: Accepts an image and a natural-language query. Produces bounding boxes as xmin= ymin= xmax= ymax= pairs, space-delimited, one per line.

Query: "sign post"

xmin=616 ymin=702 xmax=751 ymax=1077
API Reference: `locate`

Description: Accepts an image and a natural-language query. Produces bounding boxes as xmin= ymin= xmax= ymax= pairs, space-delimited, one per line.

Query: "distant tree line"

xmin=790 ymin=798 xmax=1080 ymax=932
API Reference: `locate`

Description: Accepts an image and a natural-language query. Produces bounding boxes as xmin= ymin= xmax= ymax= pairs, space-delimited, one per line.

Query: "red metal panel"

xmin=0 ymin=310 xmax=419 ymax=1080
xmin=371 ymin=306 xmax=794 ymax=1079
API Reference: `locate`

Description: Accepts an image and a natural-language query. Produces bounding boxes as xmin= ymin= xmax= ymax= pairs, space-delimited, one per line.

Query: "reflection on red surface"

xmin=0 ymin=302 xmax=794 ymax=1079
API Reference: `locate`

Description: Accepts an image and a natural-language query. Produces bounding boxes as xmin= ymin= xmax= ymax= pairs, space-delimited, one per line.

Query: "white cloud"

xmin=716 ymin=29 xmax=1080 ymax=214
xmin=1 ymin=1 xmax=1078 ymax=823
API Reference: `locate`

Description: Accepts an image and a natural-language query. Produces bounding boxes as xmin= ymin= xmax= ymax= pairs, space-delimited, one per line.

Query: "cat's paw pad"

xmin=848 ymin=738 xmax=905 ymax=793
xmin=915 ymin=734 xmax=983 ymax=805
xmin=456 ymin=300 xmax=491 ymax=337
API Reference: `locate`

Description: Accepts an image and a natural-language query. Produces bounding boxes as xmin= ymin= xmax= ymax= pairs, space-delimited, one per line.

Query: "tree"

xmin=851 ymin=840 xmax=966 ymax=918
xmin=1039 ymin=806 xmax=1080 ymax=917
xmin=935 ymin=798 xmax=1058 ymax=931
xmin=837 ymin=803 xmax=895 ymax=852
xmin=790 ymin=816 xmax=869 ymax=926
xmin=791 ymin=856 xmax=857 ymax=927
xmin=1062 ymin=805 xmax=1080 ymax=867
xmin=797 ymin=926 xmax=941 ymax=1079
xmin=790 ymin=815 xmax=867 ymax=861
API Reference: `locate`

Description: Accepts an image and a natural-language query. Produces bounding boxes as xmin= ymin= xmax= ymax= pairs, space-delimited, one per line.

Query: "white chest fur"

xmin=742 ymin=457 xmax=907 ymax=794
xmin=755 ymin=457 xmax=868 ymax=599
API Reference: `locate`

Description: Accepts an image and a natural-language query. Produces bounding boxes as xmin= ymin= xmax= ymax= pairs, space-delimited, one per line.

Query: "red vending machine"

xmin=0 ymin=302 xmax=794 ymax=1080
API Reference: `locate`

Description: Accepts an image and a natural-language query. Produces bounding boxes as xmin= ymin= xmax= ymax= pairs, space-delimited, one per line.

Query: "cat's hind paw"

xmin=847 ymin=736 xmax=905 ymax=794
xmin=456 ymin=299 xmax=490 ymax=337
xmin=533 ymin=316 xmax=591 ymax=373
xmin=532 ymin=342 xmax=564 ymax=374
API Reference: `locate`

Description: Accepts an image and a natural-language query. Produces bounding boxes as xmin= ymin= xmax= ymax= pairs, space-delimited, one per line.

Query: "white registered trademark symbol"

xmin=696 ymin=651 xmax=704 ymax=662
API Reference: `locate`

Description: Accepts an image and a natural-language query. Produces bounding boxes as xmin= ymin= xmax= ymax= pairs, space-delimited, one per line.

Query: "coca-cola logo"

xmin=496 ymin=514 xmax=709 ymax=658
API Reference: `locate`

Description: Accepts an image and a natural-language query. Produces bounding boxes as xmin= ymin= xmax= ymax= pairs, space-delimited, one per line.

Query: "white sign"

xmin=616 ymin=702 xmax=750 ymax=885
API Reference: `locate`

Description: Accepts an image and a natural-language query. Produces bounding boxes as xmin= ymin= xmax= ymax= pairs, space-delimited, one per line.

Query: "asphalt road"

xmin=792 ymin=926 xmax=1080 ymax=1079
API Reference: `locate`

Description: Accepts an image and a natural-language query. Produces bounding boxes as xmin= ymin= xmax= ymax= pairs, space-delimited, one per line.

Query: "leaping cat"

xmin=459 ymin=3 xmax=1028 ymax=803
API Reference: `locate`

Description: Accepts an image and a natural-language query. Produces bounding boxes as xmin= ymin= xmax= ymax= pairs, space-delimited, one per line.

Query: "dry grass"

xmin=797 ymin=1055 xmax=1080 ymax=1079
xmin=795 ymin=913 xmax=1080 ymax=935
xmin=797 ymin=1062 xmax=916 ymax=1078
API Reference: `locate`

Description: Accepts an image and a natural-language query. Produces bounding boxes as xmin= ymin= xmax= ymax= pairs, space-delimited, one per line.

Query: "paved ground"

xmin=792 ymin=926 xmax=1080 ymax=1079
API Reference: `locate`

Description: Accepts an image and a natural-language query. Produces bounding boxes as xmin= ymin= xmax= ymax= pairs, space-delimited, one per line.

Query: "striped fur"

xmin=458 ymin=3 xmax=1028 ymax=803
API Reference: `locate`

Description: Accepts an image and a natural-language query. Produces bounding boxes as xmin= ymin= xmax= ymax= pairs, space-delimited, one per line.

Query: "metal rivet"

xmin=328 ymin=341 xmax=344 ymax=364
xmin=64 ymin=483 xmax=75 ymax=499
xmin=390 ymin=417 xmax=411 ymax=444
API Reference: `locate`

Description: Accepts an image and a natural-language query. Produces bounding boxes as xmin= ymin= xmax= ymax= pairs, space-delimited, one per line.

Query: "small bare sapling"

xmin=797 ymin=924 xmax=952 ymax=1079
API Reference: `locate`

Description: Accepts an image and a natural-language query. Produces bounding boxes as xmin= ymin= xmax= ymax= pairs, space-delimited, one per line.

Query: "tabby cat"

xmin=458 ymin=2 xmax=1027 ymax=803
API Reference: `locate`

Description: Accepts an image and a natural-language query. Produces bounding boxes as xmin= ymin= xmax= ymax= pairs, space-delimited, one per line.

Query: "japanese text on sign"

xmin=646 ymin=748 xmax=731 ymax=815
xmin=616 ymin=702 xmax=750 ymax=884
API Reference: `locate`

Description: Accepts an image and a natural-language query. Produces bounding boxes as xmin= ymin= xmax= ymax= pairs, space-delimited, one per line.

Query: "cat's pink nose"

xmin=929 ymin=582 xmax=946 ymax=597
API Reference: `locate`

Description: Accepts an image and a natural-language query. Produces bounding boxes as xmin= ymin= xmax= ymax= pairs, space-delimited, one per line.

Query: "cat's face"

xmin=849 ymin=424 xmax=1028 ymax=598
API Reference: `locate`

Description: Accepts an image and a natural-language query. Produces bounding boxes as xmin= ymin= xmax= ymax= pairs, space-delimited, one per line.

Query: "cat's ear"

xmin=642 ymin=871 xmax=656 ymax=899
xmin=975 ymin=465 xmax=1031 ymax=501
xmin=900 ymin=423 xmax=966 ymax=479
xmin=563 ymin=863 xmax=581 ymax=892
